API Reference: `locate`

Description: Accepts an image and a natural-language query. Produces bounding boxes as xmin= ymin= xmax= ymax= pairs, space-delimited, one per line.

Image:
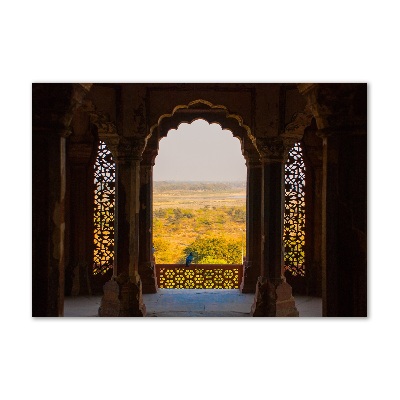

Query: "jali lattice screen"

xmin=284 ymin=142 xmax=306 ymax=276
xmin=156 ymin=265 xmax=243 ymax=289
xmin=93 ymin=141 xmax=115 ymax=275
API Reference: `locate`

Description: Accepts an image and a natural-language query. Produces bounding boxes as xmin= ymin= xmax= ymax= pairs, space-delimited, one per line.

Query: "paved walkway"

xmin=64 ymin=289 xmax=322 ymax=317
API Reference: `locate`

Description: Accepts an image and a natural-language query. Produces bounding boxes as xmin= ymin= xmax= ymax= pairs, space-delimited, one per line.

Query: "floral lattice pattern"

xmin=156 ymin=265 xmax=243 ymax=289
xmin=93 ymin=141 xmax=115 ymax=275
xmin=284 ymin=142 xmax=306 ymax=276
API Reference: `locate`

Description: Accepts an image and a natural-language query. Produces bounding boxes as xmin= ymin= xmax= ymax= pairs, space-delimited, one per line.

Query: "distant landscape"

xmin=153 ymin=181 xmax=246 ymax=209
xmin=153 ymin=181 xmax=246 ymax=264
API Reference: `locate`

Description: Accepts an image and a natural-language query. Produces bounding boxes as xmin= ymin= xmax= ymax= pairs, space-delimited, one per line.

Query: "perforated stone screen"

xmin=284 ymin=142 xmax=306 ymax=276
xmin=93 ymin=141 xmax=115 ymax=275
xmin=156 ymin=264 xmax=243 ymax=289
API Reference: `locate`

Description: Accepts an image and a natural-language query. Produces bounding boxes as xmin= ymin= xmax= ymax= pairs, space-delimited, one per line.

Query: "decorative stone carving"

xmin=151 ymin=99 xmax=253 ymax=146
xmin=254 ymin=135 xmax=305 ymax=163
xmin=254 ymin=137 xmax=285 ymax=163
xmin=116 ymin=136 xmax=147 ymax=162
xmin=284 ymin=108 xmax=314 ymax=139
xmin=284 ymin=142 xmax=306 ymax=277
xmin=256 ymin=137 xmax=284 ymax=161
xmin=89 ymin=112 xmax=119 ymax=157
xmin=89 ymin=112 xmax=147 ymax=162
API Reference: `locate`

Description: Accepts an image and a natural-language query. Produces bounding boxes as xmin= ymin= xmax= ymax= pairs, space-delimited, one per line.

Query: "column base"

xmin=251 ymin=276 xmax=299 ymax=317
xmin=139 ymin=261 xmax=158 ymax=294
xmin=98 ymin=273 xmax=146 ymax=317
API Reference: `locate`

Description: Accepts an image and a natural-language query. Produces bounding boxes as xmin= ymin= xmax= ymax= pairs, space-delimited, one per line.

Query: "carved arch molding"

xmin=148 ymin=99 xmax=258 ymax=161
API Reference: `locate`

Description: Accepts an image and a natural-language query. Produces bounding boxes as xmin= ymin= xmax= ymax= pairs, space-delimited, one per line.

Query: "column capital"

xmin=254 ymin=136 xmax=295 ymax=164
xmin=114 ymin=136 xmax=147 ymax=163
xmin=89 ymin=112 xmax=147 ymax=162
xmin=99 ymin=135 xmax=147 ymax=164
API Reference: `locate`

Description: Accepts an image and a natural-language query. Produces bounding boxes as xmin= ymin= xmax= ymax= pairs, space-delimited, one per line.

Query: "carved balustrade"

xmin=156 ymin=264 xmax=243 ymax=289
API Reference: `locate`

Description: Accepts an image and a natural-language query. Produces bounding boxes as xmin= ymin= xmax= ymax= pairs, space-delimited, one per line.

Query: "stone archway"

xmin=141 ymin=99 xmax=260 ymax=293
xmin=32 ymin=82 xmax=367 ymax=317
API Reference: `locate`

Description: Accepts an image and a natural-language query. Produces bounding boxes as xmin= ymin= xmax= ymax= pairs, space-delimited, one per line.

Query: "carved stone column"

xmin=250 ymin=137 xmax=299 ymax=317
xmin=240 ymin=157 xmax=262 ymax=293
xmin=32 ymin=83 xmax=91 ymax=317
xmin=138 ymin=150 xmax=158 ymax=293
xmin=98 ymin=136 xmax=147 ymax=317
xmin=66 ymin=141 xmax=96 ymax=296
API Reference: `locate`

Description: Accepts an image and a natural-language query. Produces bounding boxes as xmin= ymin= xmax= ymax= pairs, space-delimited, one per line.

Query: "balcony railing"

xmin=155 ymin=264 xmax=243 ymax=289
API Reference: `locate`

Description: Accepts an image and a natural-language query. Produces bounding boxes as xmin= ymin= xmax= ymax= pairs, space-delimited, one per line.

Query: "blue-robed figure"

xmin=185 ymin=252 xmax=194 ymax=267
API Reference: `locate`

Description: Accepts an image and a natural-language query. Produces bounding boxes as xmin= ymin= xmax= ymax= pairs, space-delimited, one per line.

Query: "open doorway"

xmin=152 ymin=119 xmax=246 ymax=289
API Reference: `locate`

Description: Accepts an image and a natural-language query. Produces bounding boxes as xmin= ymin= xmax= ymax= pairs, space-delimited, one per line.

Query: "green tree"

xmin=182 ymin=235 xmax=242 ymax=264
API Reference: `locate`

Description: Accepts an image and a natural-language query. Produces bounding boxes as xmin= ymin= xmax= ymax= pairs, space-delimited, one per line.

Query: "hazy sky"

xmin=153 ymin=119 xmax=246 ymax=182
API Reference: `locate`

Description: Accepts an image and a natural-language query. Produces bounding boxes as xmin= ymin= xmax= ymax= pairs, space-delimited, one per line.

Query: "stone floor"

xmin=64 ymin=289 xmax=322 ymax=317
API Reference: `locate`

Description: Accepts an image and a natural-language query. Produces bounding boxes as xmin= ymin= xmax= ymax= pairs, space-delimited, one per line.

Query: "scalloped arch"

xmin=149 ymin=99 xmax=253 ymax=144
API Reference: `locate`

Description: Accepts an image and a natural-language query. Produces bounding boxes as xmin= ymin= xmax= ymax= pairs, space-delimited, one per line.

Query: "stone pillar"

xmin=320 ymin=128 xmax=367 ymax=316
xmin=138 ymin=153 xmax=158 ymax=293
xmin=302 ymin=123 xmax=323 ymax=296
xmin=240 ymin=157 xmax=262 ymax=293
xmin=32 ymin=130 xmax=68 ymax=316
xmin=66 ymin=142 xmax=96 ymax=296
xmin=298 ymin=83 xmax=367 ymax=316
xmin=251 ymin=137 xmax=299 ymax=317
xmin=98 ymin=136 xmax=147 ymax=316
xmin=32 ymin=83 xmax=91 ymax=317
